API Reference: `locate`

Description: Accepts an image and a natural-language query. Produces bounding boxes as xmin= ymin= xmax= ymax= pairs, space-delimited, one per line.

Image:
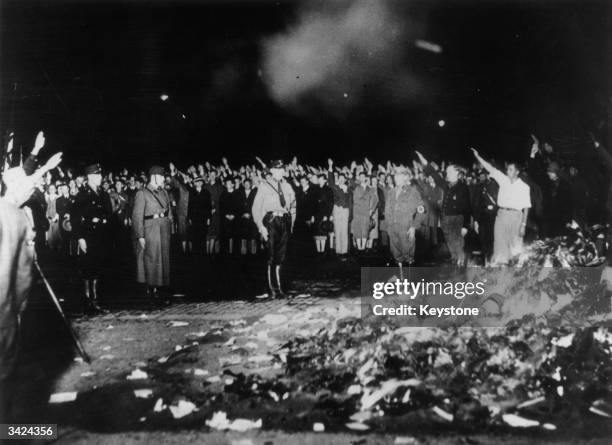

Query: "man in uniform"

xmin=131 ymin=165 xmax=173 ymax=305
xmin=416 ymin=151 xmax=471 ymax=266
xmin=252 ymin=160 xmax=296 ymax=298
xmin=385 ymin=166 xmax=425 ymax=277
xmin=72 ymin=164 xmax=113 ymax=313
xmin=472 ymin=170 xmax=499 ymax=265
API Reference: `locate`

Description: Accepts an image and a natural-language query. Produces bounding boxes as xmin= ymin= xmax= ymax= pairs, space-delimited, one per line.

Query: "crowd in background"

xmin=8 ymin=134 xmax=605 ymax=268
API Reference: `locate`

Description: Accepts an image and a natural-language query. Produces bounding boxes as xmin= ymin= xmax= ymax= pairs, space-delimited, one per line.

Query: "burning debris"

xmin=518 ymin=223 xmax=607 ymax=268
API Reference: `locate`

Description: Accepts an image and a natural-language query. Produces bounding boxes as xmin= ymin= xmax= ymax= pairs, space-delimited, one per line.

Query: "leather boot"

xmin=83 ymin=280 xmax=96 ymax=315
xmin=148 ymin=286 xmax=163 ymax=308
xmin=275 ymin=265 xmax=286 ymax=298
xmin=267 ymin=265 xmax=277 ymax=299
xmin=90 ymin=279 xmax=107 ymax=314
xmin=83 ymin=279 xmax=93 ymax=313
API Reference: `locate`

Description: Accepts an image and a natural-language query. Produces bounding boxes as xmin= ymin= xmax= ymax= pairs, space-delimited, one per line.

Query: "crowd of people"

xmin=0 ymin=129 xmax=610 ymax=420
xmin=1 ymin=131 xmax=609 ymax=309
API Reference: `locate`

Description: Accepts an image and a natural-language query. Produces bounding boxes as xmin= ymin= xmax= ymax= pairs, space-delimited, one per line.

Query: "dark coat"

xmin=240 ymin=187 xmax=258 ymax=239
xmin=220 ymin=189 xmax=244 ymax=219
xmin=23 ymin=188 xmax=48 ymax=233
xmin=169 ymin=177 xmax=190 ymax=218
xmin=543 ymin=178 xmax=572 ymax=237
xmin=314 ymin=185 xmax=334 ymax=220
xmin=220 ymin=189 xmax=243 ymax=236
xmin=55 ymin=196 xmax=73 ymax=220
xmin=188 ymin=188 xmax=212 ymax=225
xmin=295 ymin=186 xmax=317 ymax=224
xmin=327 ymin=171 xmax=351 ymax=209
xmin=71 ymin=186 xmax=113 ymax=243
xmin=472 ymin=179 xmax=499 ymax=221
xmin=424 ymin=165 xmax=471 ymax=228
xmin=131 ymin=185 xmax=172 ymax=286
xmin=204 ymin=182 xmax=224 ymax=237
xmin=416 ymin=180 xmax=444 ymax=228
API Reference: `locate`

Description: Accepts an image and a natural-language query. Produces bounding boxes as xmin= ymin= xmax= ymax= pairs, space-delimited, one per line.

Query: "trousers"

xmin=388 ymin=225 xmax=416 ymax=263
xmin=264 ymin=213 xmax=291 ymax=266
xmin=477 ymin=211 xmax=496 ymax=260
xmin=493 ymin=208 xmax=523 ymax=264
xmin=441 ymin=215 xmax=465 ymax=262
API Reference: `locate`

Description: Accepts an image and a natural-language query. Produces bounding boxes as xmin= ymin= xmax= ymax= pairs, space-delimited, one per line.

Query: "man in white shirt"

xmin=471 ymin=148 xmax=531 ymax=264
xmin=251 ymin=160 xmax=296 ymax=298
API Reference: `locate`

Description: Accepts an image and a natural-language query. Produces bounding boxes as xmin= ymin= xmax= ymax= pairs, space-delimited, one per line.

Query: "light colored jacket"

xmin=384 ymin=184 xmax=425 ymax=230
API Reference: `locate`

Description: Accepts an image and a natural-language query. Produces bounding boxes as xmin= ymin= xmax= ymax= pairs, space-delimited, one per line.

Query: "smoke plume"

xmin=261 ymin=0 xmax=424 ymax=117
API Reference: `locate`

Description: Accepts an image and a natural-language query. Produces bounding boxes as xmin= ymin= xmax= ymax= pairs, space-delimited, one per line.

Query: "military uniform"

xmin=71 ymin=165 xmax=113 ymax=312
xmin=131 ymin=167 xmax=173 ymax=290
xmin=424 ymin=165 xmax=471 ymax=264
xmin=251 ymin=161 xmax=296 ymax=297
xmin=415 ymin=179 xmax=442 ymax=246
xmin=72 ymin=184 xmax=113 ymax=278
xmin=473 ymin=178 xmax=499 ymax=261
xmin=385 ymin=182 xmax=425 ymax=264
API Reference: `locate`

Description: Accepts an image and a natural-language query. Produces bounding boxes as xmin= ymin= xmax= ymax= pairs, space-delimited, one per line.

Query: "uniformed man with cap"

xmin=72 ymin=163 xmax=113 ymax=313
xmin=385 ymin=166 xmax=425 ymax=277
xmin=251 ymin=160 xmax=296 ymax=298
xmin=131 ymin=165 xmax=173 ymax=305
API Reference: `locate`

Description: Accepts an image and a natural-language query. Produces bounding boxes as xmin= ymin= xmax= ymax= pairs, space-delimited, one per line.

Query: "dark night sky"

xmin=1 ymin=0 xmax=610 ymax=169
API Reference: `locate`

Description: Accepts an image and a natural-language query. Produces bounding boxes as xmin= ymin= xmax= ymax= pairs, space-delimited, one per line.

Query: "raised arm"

xmin=417 ymin=151 xmax=447 ymax=191
xmin=470 ymin=148 xmax=504 ymax=184
xmin=327 ymin=158 xmax=338 ymax=188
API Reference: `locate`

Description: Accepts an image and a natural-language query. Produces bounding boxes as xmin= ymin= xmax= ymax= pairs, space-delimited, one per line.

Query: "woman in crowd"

xmin=313 ymin=174 xmax=334 ymax=253
xmin=327 ymin=159 xmax=351 ymax=257
xmin=45 ymin=183 xmax=62 ymax=251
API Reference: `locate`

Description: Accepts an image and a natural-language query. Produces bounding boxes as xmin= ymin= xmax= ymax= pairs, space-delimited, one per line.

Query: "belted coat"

xmin=131 ymin=185 xmax=172 ymax=287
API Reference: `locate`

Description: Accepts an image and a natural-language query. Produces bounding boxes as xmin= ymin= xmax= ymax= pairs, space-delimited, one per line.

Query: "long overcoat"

xmin=351 ymin=185 xmax=379 ymax=238
xmin=131 ymin=185 xmax=172 ymax=286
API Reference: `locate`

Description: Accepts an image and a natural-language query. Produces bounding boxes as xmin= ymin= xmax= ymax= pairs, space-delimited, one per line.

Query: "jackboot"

xmin=267 ymin=265 xmax=277 ymax=299
xmin=148 ymin=286 xmax=164 ymax=308
xmin=275 ymin=265 xmax=287 ymax=299
xmin=91 ymin=279 xmax=107 ymax=314
xmin=82 ymin=279 xmax=97 ymax=315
